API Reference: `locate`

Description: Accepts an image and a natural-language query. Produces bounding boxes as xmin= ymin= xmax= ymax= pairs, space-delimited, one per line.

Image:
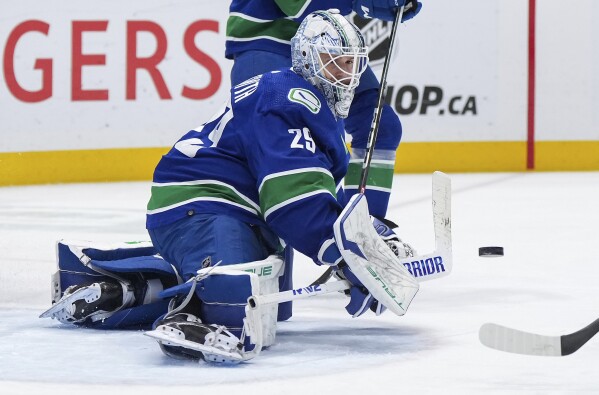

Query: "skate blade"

xmin=144 ymin=328 xmax=244 ymax=361
xmin=39 ymin=286 xmax=97 ymax=319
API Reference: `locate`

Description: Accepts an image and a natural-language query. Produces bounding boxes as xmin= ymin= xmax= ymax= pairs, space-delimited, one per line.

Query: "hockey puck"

xmin=479 ymin=246 xmax=504 ymax=257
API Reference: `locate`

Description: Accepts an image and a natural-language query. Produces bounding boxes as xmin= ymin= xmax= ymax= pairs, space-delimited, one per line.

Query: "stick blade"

xmin=400 ymin=170 xmax=452 ymax=282
xmin=432 ymin=171 xmax=451 ymax=252
xmin=479 ymin=323 xmax=562 ymax=356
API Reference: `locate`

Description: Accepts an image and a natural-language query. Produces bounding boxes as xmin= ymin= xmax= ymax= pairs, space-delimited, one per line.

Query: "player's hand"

xmin=352 ymin=0 xmax=423 ymax=22
xmin=334 ymin=261 xmax=382 ymax=317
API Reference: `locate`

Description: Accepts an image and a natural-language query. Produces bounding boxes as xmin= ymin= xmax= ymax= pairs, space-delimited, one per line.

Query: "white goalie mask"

xmin=291 ymin=9 xmax=369 ymax=118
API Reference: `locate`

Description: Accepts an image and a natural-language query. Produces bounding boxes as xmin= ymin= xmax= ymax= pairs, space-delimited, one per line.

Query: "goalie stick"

xmin=479 ymin=318 xmax=599 ymax=356
xmin=310 ymin=6 xmax=405 ymax=287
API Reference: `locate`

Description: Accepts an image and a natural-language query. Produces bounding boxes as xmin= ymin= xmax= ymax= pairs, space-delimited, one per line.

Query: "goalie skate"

xmin=145 ymin=313 xmax=245 ymax=364
xmin=40 ymin=281 xmax=134 ymax=324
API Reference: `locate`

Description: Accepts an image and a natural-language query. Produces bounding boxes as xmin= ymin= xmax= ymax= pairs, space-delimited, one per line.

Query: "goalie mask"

xmin=291 ymin=9 xmax=368 ymax=118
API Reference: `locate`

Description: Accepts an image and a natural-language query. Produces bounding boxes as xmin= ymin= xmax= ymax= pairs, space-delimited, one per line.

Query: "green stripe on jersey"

xmin=274 ymin=0 xmax=311 ymax=17
xmin=147 ymin=182 xmax=259 ymax=215
xmin=227 ymin=15 xmax=299 ymax=42
xmin=345 ymin=161 xmax=394 ymax=189
xmin=260 ymin=170 xmax=336 ymax=219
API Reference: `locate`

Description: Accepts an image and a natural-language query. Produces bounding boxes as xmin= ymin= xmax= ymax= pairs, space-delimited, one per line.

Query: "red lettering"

xmin=182 ymin=20 xmax=222 ymax=100
xmin=3 ymin=20 xmax=52 ymax=103
xmin=4 ymin=19 xmax=221 ymax=103
xmin=126 ymin=21 xmax=171 ymax=100
xmin=72 ymin=21 xmax=109 ymax=101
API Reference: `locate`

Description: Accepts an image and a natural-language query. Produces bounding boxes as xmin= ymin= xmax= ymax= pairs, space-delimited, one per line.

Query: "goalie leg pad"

xmin=149 ymin=212 xmax=293 ymax=319
xmin=197 ymin=257 xmax=283 ymax=349
xmin=42 ymin=240 xmax=179 ymax=329
xmin=153 ymin=255 xmax=284 ymax=361
xmin=157 ymin=269 xmax=267 ymax=340
xmin=53 ymin=240 xmax=177 ymax=302
xmin=198 ymin=271 xmax=257 ymax=337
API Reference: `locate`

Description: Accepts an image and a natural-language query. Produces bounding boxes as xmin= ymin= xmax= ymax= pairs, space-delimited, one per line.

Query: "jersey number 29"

xmin=288 ymin=127 xmax=315 ymax=153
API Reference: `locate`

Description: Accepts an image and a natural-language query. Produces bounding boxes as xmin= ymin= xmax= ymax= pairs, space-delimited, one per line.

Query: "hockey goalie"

xmin=41 ymin=9 xmax=425 ymax=364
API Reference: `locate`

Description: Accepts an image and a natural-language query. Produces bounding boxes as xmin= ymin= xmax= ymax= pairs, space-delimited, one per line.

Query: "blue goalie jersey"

xmin=147 ymin=69 xmax=349 ymax=266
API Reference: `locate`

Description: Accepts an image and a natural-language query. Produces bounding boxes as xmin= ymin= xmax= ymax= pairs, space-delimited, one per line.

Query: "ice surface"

xmin=1 ymin=172 xmax=598 ymax=394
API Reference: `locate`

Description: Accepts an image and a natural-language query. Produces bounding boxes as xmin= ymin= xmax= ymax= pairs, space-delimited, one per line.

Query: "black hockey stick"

xmin=308 ymin=266 xmax=335 ymax=287
xmin=479 ymin=318 xmax=599 ymax=356
xmin=309 ymin=7 xmax=405 ymax=287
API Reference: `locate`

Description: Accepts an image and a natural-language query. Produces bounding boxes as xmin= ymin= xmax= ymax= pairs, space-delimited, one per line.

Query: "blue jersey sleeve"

xmin=275 ymin=0 xmax=353 ymax=20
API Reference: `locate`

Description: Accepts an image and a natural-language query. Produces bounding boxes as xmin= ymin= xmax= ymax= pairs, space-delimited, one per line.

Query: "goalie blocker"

xmin=334 ymin=193 xmax=419 ymax=316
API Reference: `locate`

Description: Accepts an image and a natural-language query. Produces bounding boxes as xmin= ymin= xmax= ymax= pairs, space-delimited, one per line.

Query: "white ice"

xmin=1 ymin=172 xmax=598 ymax=394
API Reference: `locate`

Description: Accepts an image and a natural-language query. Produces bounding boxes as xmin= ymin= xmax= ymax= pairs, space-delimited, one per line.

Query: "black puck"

xmin=479 ymin=246 xmax=504 ymax=257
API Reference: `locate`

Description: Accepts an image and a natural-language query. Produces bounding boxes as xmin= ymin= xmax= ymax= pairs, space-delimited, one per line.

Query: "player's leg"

xmin=344 ymin=66 xmax=402 ymax=218
xmin=148 ymin=214 xmax=287 ymax=363
xmin=148 ymin=213 xmax=275 ymax=281
xmin=40 ymin=241 xmax=179 ymax=329
xmin=230 ymin=50 xmax=291 ymax=86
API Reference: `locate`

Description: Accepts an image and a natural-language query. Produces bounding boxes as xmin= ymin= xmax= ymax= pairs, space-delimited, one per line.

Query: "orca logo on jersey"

xmin=288 ymin=88 xmax=321 ymax=114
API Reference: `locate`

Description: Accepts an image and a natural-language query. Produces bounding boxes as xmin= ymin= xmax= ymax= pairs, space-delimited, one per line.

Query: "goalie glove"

xmin=334 ymin=261 xmax=377 ymax=317
xmin=372 ymin=216 xmax=416 ymax=259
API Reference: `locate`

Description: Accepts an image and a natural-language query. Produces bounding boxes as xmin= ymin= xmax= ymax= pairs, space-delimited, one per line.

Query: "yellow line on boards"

xmin=0 ymin=147 xmax=168 ymax=186
xmin=0 ymin=141 xmax=597 ymax=186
